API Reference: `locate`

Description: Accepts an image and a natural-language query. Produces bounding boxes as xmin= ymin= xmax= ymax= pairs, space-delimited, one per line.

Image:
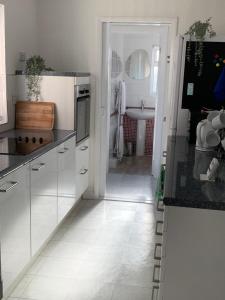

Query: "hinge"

xmin=167 ymin=55 xmax=170 ymax=63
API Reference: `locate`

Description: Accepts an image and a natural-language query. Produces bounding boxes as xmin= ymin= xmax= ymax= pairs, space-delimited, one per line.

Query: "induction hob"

xmin=0 ymin=136 xmax=51 ymax=156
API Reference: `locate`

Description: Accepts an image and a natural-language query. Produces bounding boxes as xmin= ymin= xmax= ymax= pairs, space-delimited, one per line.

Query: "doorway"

xmin=96 ymin=19 xmax=177 ymax=202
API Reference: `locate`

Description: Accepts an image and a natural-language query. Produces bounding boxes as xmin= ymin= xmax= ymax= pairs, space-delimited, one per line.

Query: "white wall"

xmin=37 ymin=0 xmax=225 ymax=73
xmin=0 ymin=0 xmax=38 ymax=75
xmin=123 ymin=31 xmax=159 ymax=108
xmin=0 ymin=0 xmax=38 ymax=131
xmin=37 ymin=0 xmax=225 ymax=196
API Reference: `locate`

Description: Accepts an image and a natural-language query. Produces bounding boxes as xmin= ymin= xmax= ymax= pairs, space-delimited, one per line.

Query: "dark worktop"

xmin=15 ymin=70 xmax=90 ymax=77
xmin=0 ymin=129 xmax=76 ymax=179
xmin=164 ymin=136 xmax=225 ymax=211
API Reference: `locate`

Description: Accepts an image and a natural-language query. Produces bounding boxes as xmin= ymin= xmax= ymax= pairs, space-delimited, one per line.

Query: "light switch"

xmin=187 ymin=83 xmax=194 ymax=96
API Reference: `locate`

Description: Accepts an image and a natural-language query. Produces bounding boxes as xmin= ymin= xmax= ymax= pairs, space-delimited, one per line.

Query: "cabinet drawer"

xmin=57 ymin=136 xmax=76 ymax=197
xmin=76 ymin=139 xmax=89 ymax=170
xmin=76 ymin=139 xmax=89 ymax=199
xmin=0 ymin=166 xmax=30 ymax=294
xmin=57 ymin=136 xmax=76 ymax=223
xmin=30 ymin=148 xmax=58 ymax=256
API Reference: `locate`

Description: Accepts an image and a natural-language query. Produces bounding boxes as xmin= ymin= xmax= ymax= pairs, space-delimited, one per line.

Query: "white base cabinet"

xmin=57 ymin=136 xmax=76 ymax=223
xmin=160 ymin=206 xmax=225 ymax=300
xmin=0 ymin=135 xmax=91 ymax=297
xmin=30 ymin=148 xmax=58 ymax=256
xmin=76 ymin=139 xmax=89 ymax=200
xmin=0 ymin=166 xmax=30 ymax=294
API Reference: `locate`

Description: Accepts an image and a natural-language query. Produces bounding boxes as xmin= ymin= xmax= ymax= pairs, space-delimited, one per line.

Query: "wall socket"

xmin=12 ymin=96 xmax=17 ymax=105
xmin=19 ymin=52 xmax=26 ymax=62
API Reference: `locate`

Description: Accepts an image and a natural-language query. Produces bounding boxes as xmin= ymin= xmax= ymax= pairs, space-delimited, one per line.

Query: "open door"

xmin=99 ymin=22 xmax=112 ymax=198
xmin=152 ymin=25 xmax=169 ymax=178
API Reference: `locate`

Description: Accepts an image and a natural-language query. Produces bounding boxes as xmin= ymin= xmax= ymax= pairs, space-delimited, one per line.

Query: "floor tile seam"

xmin=24 ymin=273 xmax=80 ymax=281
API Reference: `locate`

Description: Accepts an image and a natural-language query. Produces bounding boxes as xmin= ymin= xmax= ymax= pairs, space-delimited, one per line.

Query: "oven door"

xmin=76 ymin=96 xmax=90 ymax=143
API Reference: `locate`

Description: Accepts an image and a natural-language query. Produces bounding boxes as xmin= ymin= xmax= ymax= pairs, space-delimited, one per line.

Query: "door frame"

xmin=93 ymin=17 xmax=178 ymax=199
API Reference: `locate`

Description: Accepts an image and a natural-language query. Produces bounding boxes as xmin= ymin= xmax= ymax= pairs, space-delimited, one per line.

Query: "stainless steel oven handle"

xmin=0 ymin=181 xmax=18 ymax=192
xmin=80 ymin=146 xmax=88 ymax=151
xmin=58 ymin=147 xmax=69 ymax=154
xmin=32 ymin=163 xmax=46 ymax=171
xmin=80 ymin=168 xmax=88 ymax=175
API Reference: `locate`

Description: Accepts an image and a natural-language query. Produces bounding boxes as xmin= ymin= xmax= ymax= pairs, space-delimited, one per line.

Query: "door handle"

xmin=155 ymin=221 xmax=164 ymax=236
xmin=80 ymin=168 xmax=88 ymax=175
xmin=154 ymin=243 xmax=162 ymax=260
xmin=163 ymin=151 xmax=167 ymax=158
xmin=0 ymin=181 xmax=18 ymax=192
xmin=32 ymin=163 xmax=46 ymax=171
xmin=157 ymin=200 xmax=164 ymax=212
xmin=58 ymin=147 xmax=69 ymax=154
xmin=151 ymin=286 xmax=159 ymax=300
xmin=153 ymin=264 xmax=161 ymax=283
xmin=80 ymin=146 xmax=88 ymax=151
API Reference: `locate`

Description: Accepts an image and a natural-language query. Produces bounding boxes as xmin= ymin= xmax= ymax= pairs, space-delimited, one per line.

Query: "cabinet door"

xmin=0 ymin=166 xmax=30 ymax=294
xmin=30 ymin=148 xmax=57 ymax=256
xmin=57 ymin=136 xmax=76 ymax=223
xmin=76 ymin=139 xmax=89 ymax=200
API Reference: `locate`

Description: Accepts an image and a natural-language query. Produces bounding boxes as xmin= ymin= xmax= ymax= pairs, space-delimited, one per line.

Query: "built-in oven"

xmin=75 ymin=84 xmax=90 ymax=144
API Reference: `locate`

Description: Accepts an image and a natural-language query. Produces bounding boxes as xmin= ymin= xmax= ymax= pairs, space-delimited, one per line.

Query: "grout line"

xmin=103 ymin=197 xmax=154 ymax=204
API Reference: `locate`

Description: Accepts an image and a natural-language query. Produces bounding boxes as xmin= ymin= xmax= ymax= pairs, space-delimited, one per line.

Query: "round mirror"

xmin=125 ymin=49 xmax=150 ymax=80
xmin=111 ymin=50 xmax=122 ymax=78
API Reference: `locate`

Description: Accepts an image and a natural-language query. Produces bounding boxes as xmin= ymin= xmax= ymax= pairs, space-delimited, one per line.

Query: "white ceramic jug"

xmin=196 ymin=119 xmax=220 ymax=151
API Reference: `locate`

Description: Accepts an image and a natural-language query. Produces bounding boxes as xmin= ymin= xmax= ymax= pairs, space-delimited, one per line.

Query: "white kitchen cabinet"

xmin=30 ymin=148 xmax=58 ymax=256
xmin=57 ymin=136 xmax=76 ymax=223
xmin=76 ymin=139 xmax=89 ymax=200
xmin=160 ymin=206 xmax=225 ymax=300
xmin=0 ymin=165 xmax=30 ymax=295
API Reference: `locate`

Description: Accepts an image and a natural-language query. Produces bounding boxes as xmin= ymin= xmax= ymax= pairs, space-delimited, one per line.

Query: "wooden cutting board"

xmin=16 ymin=101 xmax=55 ymax=130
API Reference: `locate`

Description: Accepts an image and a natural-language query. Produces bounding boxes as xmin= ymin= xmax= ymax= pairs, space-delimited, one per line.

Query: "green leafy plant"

xmin=185 ymin=18 xmax=216 ymax=76
xmin=25 ymin=55 xmax=53 ymax=101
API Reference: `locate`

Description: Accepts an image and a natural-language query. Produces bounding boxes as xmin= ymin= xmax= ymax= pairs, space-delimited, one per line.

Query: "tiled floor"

xmin=106 ymin=156 xmax=156 ymax=202
xmin=7 ymin=199 xmax=159 ymax=300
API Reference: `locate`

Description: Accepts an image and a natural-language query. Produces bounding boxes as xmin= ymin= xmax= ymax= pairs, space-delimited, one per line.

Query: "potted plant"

xmin=25 ymin=55 xmax=53 ymax=101
xmin=185 ymin=18 xmax=216 ymax=76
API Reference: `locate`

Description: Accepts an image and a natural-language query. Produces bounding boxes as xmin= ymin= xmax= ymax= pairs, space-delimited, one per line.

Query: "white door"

xmin=152 ymin=25 xmax=169 ymax=178
xmin=99 ymin=22 xmax=112 ymax=197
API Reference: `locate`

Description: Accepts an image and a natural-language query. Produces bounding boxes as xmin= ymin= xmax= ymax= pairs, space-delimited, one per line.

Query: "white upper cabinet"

xmin=0 ymin=165 xmax=30 ymax=294
xmin=57 ymin=136 xmax=76 ymax=223
xmin=30 ymin=148 xmax=58 ymax=256
xmin=0 ymin=4 xmax=7 ymax=124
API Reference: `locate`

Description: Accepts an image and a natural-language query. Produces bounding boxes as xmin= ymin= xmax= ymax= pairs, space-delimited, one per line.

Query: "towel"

xmin=119 ymin=80 xmax=126 ymax=115
xmin=114 ymin=80 xmax=126 ymax=160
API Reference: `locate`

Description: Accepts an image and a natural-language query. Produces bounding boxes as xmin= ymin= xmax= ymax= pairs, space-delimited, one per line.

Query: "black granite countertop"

xmin=164 ymin=136 xmax=225 ymax=211
xmin=0 ymin=129 xmax=76 ymax=179
xmin=15 ymin=70 xmax=90 ymax=77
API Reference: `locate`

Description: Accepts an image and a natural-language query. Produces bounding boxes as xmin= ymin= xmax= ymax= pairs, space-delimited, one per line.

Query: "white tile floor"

xmin=106 ymin=157 xmax=156 ymax=202
xmin=8 ymin=199 xmax=159 ymax=300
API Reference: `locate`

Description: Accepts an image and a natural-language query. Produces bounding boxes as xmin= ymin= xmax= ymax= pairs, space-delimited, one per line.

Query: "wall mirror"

xmin=125 ymin=49 xmax=150 ymax=80
xmin=111 ymin=50 xmax=122 ymax=79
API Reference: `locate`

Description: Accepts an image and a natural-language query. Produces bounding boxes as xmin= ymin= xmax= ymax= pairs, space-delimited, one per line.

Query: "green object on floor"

xmin=155 ymin=164 xmax=165 ymax=201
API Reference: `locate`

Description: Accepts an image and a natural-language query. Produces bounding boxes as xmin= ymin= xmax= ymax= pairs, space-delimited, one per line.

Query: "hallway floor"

xmin=106 ymin=156 xmax=156 ymax=202
xmin=7 ymin=199 xmax=159 ymax=300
